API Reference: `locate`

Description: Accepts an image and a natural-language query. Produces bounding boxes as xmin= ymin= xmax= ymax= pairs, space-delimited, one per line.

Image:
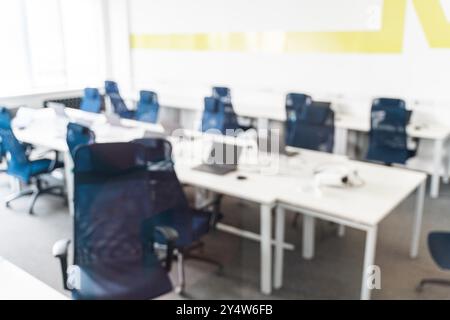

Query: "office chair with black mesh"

xmin=366 ymin=98 xmax=418 ymax=165
xmin=0 ymin=107 xmax=64 ymax=214
xmin=285 ymin=95 xmax=335 ymax=152
xmin=417 ymin=232 xmax=450 ymax=292
xmin=80 ymin=88 xmax=102 ymax=114
xmin=133 ymin=138 xmax=223 ymax=294
xmin=104 ymin=80 xmax=135 ymax=119
xmin=52 ymin=142 xmax=177 ymax=299
xmin=135 ymin=90 xmax=160 ymax=123
xmin=66 ymin=122 xmax=95 ymax=159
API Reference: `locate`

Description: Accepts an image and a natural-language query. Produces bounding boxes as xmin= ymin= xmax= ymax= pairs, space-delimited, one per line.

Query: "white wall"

xmin=127 ymin=0 xmax=450 ymax=124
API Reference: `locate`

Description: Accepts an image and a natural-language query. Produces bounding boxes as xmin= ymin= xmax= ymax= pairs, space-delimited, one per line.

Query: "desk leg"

xmin=338 ymin=225 xmax=346 ymax=237
xmin=274 ymin=206 xmax=285 ymax=289
xmin=303 ymin=215 xmax=315 ymax=259
xmin=445 ymin=142 xmax=450 ymax=184
xmin=63 ymin=152 xmax=74 ymax=216
xmin=361 ymin=226 xmax=378 ymax=300
xmin=260 ymin=204 xmax=272 ymax=295
xmin=334 ymin=127 xmax=348 ymax=156
xmin=411 ymin=181 xmax=425 ymax=258
xmin=430 ymin=139 xmax=443 ymax=198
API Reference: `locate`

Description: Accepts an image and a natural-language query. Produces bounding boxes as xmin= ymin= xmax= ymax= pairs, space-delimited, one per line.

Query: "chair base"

xmin=5 ymin=179 xmax=65 ymax=215
xmin=417 ymin=278 xmax=450 ymax=292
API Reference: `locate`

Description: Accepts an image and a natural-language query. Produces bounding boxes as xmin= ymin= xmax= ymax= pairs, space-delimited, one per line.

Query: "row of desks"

xmin=147 ymin=91 xmax=450 ymax=198
xmin=13 ymin=107 xmax=427 ymax=300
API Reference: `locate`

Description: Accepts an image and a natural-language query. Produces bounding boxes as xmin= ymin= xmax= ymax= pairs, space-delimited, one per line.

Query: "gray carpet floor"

xmin=1 ymin=175 xmax=450 ymax=300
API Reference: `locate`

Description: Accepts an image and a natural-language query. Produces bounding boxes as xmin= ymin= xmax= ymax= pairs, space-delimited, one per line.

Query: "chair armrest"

xmin=155 ymin=226 xmax=178 ymax=272
xmin=52 ymin=239 xmax=71 ymax=290
xmin=47 ymin=150 xmax=61 ymax=171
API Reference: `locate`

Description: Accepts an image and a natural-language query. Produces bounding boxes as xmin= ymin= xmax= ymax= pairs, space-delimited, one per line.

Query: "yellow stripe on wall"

xmin=413 ymin=0 xmax=450 ymax=48
xmin=130 ymin=0 xmax=407 ymax=54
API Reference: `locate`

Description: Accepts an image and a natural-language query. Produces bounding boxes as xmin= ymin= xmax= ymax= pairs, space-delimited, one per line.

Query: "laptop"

xmin=258 ymin=124 xmax=298 ymax=157
xmin=194 ymin=142 xmax=243 ymax=175
xmin=48 ymin=102 xmax=68 ymax=118
xmin=105 ymin=113 xmax=130 ymax=127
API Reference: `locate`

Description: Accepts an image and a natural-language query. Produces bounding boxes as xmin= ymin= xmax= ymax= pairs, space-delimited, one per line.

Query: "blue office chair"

xmin=417 ymin=232 xmax=450 ymax=291
xmin=201 ymin=96 xmax=240 ymax=134
xmin=80 ymin=88 xmax=102 ymax=113
xmin=135 ymin=90 xmax=160 ymax=123
xmin=366 ymin=98 xmax=417 ymax=165
xmin=285 ymin=93 xmax=313 ymax=144
xmin=285 ymin=95 xmax=335 ymax=152
xmin=133 ymin=138 xmax=223 ymax=294
xmin=0 ymin=107 xmax=64 ymax=215
xmin=104 ymin=80 xmax=135 ymax=119
xmin=212 ymin=86 xmax=231 ymax=102
xmin=52 ymin=142 xmax=177 ymax=300
xmin=66 ymin=122 xmax=95 ymax=159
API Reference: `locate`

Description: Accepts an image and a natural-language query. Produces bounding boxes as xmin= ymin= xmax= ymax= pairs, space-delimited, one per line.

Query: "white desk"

xmin=12 ymin=111 xmax=428 ymax=299
xmin=0 ymin=257 xmax=67 ymax=300
xmin=270 ymin=149 xmax=426 ymax=300
xmin=13 ymin=107 xmax=164 ymax=214
xmin=334 ymin=113 xmax=450 ymax=198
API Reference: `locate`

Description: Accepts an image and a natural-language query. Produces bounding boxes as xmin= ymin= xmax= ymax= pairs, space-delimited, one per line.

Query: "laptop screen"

xmin=205 ymin=142 xmax=242 ymax=166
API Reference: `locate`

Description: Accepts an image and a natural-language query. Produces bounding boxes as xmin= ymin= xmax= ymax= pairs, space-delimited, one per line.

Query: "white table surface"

xmin=275 ymin=152 xmax=426 ymax=226
xmin=0 ymin=257 xmax=67 ymax=300
xmin=11 ymin=108 xmax=428 ymax=299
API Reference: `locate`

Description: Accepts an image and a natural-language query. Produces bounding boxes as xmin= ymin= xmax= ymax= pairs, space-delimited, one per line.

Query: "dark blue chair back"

xmin=132 ymin=138 xmax=210 ymax=248
xmin=104 ymin=80 xmax=119 ymax=95
xmin=201 ymin=95 xmax=240 ymax=134
xmin=0 ymin=107 xmax=12 ymax=161
xmin=135 ymin=90 xmax=159 ymax=123
xmin=71 ymin=142 xmax=173 ymax=300
xmin=104 ymin=80 xmax=133 ymax=118
xmin=428 ymin=232 xmax=450 ymax=270
xmin=285 ymin=97 xmax=335 ymax=152
xmin=212 ymin=87 xmax=231 ymax=102
xmin=0 ymin=107 xmax=34 ymax=182
xmin=366 ymin=98 xmax=412 ymax=164
xmin=80 ymin=88 xmax=102 ymax=113
xmin=285 ymin=93 xmax=313 ymax=143
xmin=66 ymin=122 xmax=95 ymax=159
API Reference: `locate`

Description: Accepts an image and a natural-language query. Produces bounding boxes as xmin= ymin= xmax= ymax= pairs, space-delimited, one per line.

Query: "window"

xmin=0 ymin=0 xmax=30 ymax=94
xmin=0 ymin=0 xmax=105 ymax=96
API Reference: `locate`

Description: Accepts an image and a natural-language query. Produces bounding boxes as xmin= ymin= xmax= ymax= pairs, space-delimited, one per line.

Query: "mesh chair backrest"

xmin=367 ymin=99 xmax=409 ymax=161
xmin=104 ymin=80 xmax=119 ymax=95
xmin=0 ymin=107 xmax=29 ymax=166
xmin=73 ymin=142 xmax=172 ymax=298
xmin=80 ymin=88 xmax=102 ymax=113
xmin=201 ymin=96 xmax=239 ymax=134
xmin=212 ymin=87 xmax=231 ymax=103
xmin=109 ymin=93 xmax=129 ymax=115
xmin=132 ymin=138 xmax=197 ymax=247
xmin=67 ymin=122 xmax=95 ymax=159
xmin=286 ymin=103 xmax=335 ymax=152
xmin=136 ymin=90 xmax=159 ymax=123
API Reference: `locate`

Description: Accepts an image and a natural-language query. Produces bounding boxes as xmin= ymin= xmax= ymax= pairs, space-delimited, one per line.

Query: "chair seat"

xmin=154 ymin=209 xmax=222 ymax=249
xmin=118 ymin=110 xmax=136 ymax=119
xmin=366 ymin=146 xmax=416 ymax=165
xmin=428 ymin=232 xmax=450 ymax=270
xmin=8 ymin=158 xmax=64 ymax=183
xmin=72 ymin=263 xmax=172 ymax=300
xmin=29 ymin=159 xmax=63 ymax=176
